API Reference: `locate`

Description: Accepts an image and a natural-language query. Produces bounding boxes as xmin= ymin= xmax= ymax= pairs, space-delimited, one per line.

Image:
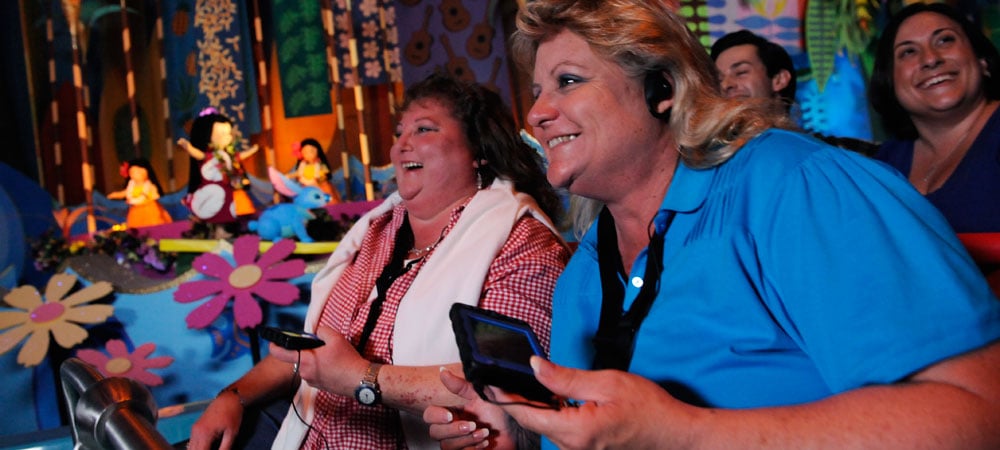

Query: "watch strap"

xmin=363 ymin=363 xmax=382 ymax=385
xmin=217 ymin=386 xmax=246 ymax=408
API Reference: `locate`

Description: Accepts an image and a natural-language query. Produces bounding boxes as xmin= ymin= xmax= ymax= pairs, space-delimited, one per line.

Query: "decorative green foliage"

xmin=806 ymin=0 xmax=879 ymax=93
xmin=272 ymin=0 xmax=332 ymax=117
xmin=679 ymin=0 xmax=712 ymax=50
xmin=806 ymin=0 xmax=838 ymax=93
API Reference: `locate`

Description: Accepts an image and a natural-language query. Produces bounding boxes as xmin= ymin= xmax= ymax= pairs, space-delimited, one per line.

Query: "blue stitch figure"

xmin=248 ymin=168 xmax=331 ymax=242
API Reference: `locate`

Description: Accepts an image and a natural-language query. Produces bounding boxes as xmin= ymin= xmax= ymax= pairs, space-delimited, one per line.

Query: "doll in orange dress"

xmin=289 ymin=138 xmax=341 ymax=204
xmin=107 ymin=158 xmax=173 ymax=228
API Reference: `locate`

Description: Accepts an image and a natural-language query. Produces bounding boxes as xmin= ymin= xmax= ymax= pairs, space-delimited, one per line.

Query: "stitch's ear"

xmin=269 ymin=167 xmax=303 ymax=197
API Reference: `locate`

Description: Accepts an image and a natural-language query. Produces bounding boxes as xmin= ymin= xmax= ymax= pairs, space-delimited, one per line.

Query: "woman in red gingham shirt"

xmin=187 ymin=72 xmax=569 ymax=450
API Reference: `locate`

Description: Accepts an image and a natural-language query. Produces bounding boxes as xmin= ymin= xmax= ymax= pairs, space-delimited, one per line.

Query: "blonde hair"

xmin=512 ymin=0 xmax=794 ymax=168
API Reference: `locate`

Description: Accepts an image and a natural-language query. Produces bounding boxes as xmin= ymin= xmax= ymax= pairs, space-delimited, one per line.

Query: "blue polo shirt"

xmin=551 ymin=129 xmax=1000 ymax=410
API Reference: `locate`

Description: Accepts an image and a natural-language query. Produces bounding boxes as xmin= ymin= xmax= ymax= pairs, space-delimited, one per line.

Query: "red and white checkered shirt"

xmin=302 ymin=202 xmax=569 ymax=449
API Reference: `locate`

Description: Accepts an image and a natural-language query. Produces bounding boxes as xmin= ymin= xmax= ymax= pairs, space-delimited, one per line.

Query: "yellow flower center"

xmin=106 ymin=357 xmax=132 ymax=374
xmin=30 ymin=302 xmax=65 ymax=324
xmin=229 ymin=265 xmax=263 ymax=289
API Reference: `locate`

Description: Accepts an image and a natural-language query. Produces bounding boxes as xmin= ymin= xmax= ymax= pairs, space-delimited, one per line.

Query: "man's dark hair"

xmin=710 ymin=30 xmax=797 ymax=107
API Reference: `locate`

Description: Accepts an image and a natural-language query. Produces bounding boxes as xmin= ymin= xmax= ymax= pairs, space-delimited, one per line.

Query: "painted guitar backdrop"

xmin=397 ymin=0 xmax=514 ymax=103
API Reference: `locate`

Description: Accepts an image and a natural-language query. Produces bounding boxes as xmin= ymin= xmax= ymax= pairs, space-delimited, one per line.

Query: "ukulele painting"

xmin=441 ymin=34 xmax=475 ymax=83
xmin=439 ymin=0 xmax=471 ymax=32
xmin=466 ymin=5 xmax=495 ymax=60
xmin=405 ymin=6 xmax=434 ymax=67
xmin=484 ymin=57 xmax=503 ymax=93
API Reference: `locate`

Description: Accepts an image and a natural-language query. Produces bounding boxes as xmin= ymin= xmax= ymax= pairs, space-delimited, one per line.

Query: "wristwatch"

xmin=354 ymin=363 xmax=382 ymax=406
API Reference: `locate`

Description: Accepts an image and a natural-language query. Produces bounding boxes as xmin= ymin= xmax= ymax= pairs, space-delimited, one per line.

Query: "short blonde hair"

xmin=512 ymin=0 xmax=793 ymax=168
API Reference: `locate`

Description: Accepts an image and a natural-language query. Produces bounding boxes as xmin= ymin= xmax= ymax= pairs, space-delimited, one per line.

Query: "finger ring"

xmin=293 ymin=362 xmax=299 ymax=373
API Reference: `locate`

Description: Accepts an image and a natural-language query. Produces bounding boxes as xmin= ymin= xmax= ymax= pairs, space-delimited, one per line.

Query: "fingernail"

xmin=530 ymin=356 xmax=542 ymax=373
xmin=473 ymin=428 xmax=490 ymax=439
xmin=459 ymin=421 xmax=476 ymax=432
xmin=445 ymin=411 xmax=453 ymax=422
xmin=477 ymin=440 xmax=490 ymax=448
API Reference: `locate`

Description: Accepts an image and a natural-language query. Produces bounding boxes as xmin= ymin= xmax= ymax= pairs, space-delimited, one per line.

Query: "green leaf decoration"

xmin=806 ymin=0 xmax=838 ymax=93
xmin=678 ymin=0 xmax=712 ymax=51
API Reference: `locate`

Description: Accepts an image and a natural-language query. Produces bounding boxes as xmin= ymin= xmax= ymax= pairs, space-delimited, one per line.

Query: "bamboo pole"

xmin=343 ymin=0 xmax=374 ymax=200
xmin=45 ymin=0 xmax=66 ymax=204
xmin=248 ymin=0 xmax=275 ymax=170
xmin=119 ymin=0 xmax=141 ymax=159
xmin=153 ymin=1 xmax=176 ymax=191
xmin=321 ymin=0 xmax=352 ymax=200
xmin=61 ymin=0 xmax=96 ymax=234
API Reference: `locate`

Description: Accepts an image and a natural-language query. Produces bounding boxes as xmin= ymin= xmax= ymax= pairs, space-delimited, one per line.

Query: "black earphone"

xmin=643 ymin=71 xmax=673 ymax=121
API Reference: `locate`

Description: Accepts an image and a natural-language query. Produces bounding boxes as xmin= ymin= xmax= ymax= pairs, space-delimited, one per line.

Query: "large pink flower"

xmin=173 ymin=235 xmax=305 ymax=329
xmin=76 ymin=339 xmax=173 ymax=386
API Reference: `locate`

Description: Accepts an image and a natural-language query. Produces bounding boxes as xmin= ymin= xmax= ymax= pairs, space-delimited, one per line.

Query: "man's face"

xmin=715 ymin=44 xmax=781 ymax=100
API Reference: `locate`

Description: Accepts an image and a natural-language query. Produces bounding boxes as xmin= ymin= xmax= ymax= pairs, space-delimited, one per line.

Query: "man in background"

xmin=711 ymin=29 xmax=796 ymax=110
xmin=711 ymin=30 xmax=878 ymax=155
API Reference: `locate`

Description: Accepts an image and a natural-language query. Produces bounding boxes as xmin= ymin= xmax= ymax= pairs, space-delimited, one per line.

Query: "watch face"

xmin=355 ymin=385 xmax=379 ymax=406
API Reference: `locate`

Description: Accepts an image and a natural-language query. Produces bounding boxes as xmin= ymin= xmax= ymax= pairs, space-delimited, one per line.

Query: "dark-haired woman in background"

xmin=870 ymin=2 xmax=1000 ymax=233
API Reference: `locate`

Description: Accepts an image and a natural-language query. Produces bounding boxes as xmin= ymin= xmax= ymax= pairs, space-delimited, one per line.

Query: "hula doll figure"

xmin=177 ymin=109 xmax=259 ymax=226
xmin=289 ymin=138 xmax=341 ymax=204
xmin=106 ymin=157 xmax=173 ymax=228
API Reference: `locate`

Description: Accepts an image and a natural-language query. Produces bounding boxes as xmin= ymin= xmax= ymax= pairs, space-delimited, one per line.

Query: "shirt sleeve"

xmin=758 ymin=148 xmax=1000 ymax=392
xmin=478 ymin=216 xmax=570 ymax=353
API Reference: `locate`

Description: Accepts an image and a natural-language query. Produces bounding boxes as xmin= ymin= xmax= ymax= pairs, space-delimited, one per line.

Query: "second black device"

xmin=449 ymin=303 xmax=557 ymax=406
xmin=260 ymin=326 xmax=325 ymax=350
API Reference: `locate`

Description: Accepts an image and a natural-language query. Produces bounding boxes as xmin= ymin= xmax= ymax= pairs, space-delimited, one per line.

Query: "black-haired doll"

xmin=289 ymin=138 xmax=341 ymax=204
xmin=177 ymin=109 xmax=259 ymax=224
xmin=107 ymin=157 xmax=173 ymax=228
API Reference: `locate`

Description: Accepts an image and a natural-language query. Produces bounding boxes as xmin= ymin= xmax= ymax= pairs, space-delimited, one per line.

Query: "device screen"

xmin=472 ymin=319 xmax=539 ymax=368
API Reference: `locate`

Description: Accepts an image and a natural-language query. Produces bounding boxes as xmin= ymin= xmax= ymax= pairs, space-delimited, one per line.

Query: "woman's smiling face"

xmin=526 ymin=29 xmax=666 ymax=201
xmin=390 ymin=97 xmax=478 ymax=211
xmin=892 ymin=11 xmax=988 ymax=118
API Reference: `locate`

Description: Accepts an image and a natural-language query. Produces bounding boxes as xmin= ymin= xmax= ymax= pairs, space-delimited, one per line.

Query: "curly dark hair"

xmin=400 ymin=72 xmax=562 ymax=220
xmin=869 ymin=2 xmax=1000 ymax=140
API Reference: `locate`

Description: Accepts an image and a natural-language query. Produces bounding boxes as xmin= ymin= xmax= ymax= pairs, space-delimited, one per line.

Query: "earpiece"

xmin=644 ymin=71 xmax=673 ymax=121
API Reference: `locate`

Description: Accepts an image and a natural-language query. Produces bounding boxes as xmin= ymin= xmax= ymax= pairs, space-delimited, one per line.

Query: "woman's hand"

xmin=187 ymin=391 xmax=244 ymax=450
xmin=425 ymin=368 xmax=522 ymax=450
xmin=496 ymin=356 xmax=697 ymax=450
xmin=267 ymin=326 xmax=368 ymax=397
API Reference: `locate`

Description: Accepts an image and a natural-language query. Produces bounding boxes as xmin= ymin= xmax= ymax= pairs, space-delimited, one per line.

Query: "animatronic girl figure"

xmin=289 ymin=138 xmax=341 ymax=204
xmin=177 ymin=109 xmax=259 ymax=225
xmin=106 ymin=157 xmax=173 ymax=228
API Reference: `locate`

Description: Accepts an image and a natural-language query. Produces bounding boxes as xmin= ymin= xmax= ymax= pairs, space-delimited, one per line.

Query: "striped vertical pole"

xmin=119 ymin=0 xmax=141 ymax=159
xmin=45 ymin=0 xmax=66 ymax=205
xmin=248 ymin=0 xmax=275 ymax=170
xmin=343 ymin=0 xmax=375 ymax=200
xmin=153 ymin=1 xmax=176 ymax=191
xmin=376 ymin=0 xmax=403 ymax=116
xmin=321 ymin=0 xmax=352 ymax=200
xmin=61 ymin=0 xmax=96 ymax=234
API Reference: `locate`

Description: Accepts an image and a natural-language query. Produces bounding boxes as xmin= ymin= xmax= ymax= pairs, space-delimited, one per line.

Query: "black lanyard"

xmin=355 ymin=216 xmax=420 ymax=353
xmin=592 ymin=207 xmax=667 ymax=371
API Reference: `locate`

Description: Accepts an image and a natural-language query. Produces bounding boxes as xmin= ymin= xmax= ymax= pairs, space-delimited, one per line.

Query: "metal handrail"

xmin=59 ymin=357 xmax=173 ymax=450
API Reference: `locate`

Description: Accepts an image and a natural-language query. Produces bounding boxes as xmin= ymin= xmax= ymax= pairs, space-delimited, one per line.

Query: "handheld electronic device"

xmin=449 ymin=303 xmax=557 ymax=405
xmin=259 ymin=326 xmax=325 ymax=350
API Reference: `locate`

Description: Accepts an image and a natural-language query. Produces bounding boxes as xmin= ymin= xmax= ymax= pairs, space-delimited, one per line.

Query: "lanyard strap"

xmin=355 ymin=215 xmax=419 ymax=353
xmin=592 ymin=207 xmax=666 ymax=371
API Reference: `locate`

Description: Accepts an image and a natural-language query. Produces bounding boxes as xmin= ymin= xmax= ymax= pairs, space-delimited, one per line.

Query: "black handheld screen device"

xmin=449 ymin=303 xmax=557 ymax=405
xmin=259 ymin=326 xmax=325 ymax=350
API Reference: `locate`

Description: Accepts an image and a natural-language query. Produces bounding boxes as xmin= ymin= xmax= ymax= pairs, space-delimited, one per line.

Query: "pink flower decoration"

xmin=173 ymin=235 xmax=305 ymax=329
xmin=76 ymin=339 xmax=174 ymax=386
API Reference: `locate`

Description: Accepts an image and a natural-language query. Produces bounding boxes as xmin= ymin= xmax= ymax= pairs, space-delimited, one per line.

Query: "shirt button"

xmin=631 ymin=277 xmax=644 ymax=288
